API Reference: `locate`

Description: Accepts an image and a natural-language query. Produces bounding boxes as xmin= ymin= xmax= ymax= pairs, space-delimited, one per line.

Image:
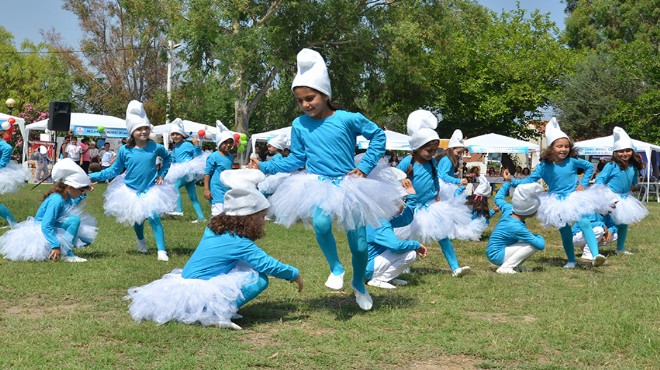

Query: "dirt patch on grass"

xmin=465 ymin=311 xmax=537 ymax=324
xmin=409 ymin=354 xmax=479 ymax=369
xmin=1 ymin=295 xmax=89 ymax=319
xmin=242 ymin=329 xmax=280 ymax=349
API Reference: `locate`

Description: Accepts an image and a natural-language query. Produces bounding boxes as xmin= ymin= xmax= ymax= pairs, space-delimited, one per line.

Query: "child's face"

xmin=294 ymin=87 xmax=330 ymax=119
xmin=417 ymin=140 xmax=439 ymax=161
xmin=218 ymin=139 xmax=233 ymax=154
xmin=452 ymin=147 xmax=465 ymax=156
xmin=614 ymin=148 xmax=633 ymax=162
xmin=170 ymin=132 xmax=184 ymax=144
xmin=132 ymin=126 xmax=151 ymax=143
xmin=266 ymin=144 xmax=277 ymax=154
xmin=550 ymin=138 xmax=570 ymax=160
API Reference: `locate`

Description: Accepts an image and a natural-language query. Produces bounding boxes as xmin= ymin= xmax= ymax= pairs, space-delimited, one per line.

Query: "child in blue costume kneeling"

xmin=0 ymin=159 xmax=97 ymax=262
xmin=486 ymin=182 xmax=545 ymax=274
xmin=89 ymin=101 xmax=177 ymax=262
xmin=204 ymin=122 xmax=235 ymax=217
xmin=125 ymin=169 xmax=303 ymax=329
xmin=164 ymin=118 xmax=208 ymax=223
xmin=249 ymin=49 xmax=403 ymax=311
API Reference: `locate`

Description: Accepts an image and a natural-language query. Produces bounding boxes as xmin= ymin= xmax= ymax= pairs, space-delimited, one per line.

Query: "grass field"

xmin=0 ymin=184 xmax=658 ymax=369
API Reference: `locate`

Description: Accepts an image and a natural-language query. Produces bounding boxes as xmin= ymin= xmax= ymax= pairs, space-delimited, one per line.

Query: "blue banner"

xmin=73 ymin=125 xmax=128 ymax=138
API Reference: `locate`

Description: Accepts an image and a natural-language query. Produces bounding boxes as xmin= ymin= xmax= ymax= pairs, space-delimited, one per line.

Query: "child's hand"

xmin=460 ymin=178 xmax=468 ymax=186
xmin=247 ymin=157 xmax=260 ymax=170
xmin=155 ymin=176 xmax=164 ymax=185
xmin=602 ymin=228 xmax=612 ymax=243
xmin=493 ymin=206 xmax=500 ymax=213
xmin=49 ymin=248 xmax=61 ymax=261
xmin=417 ymin=245 xmax=428 ymax=257
xmin=347 ymin=168 xmax=366 ymax=178
xmin=502 ymin=169 xmax=512 ymax=182
xmin=204 ymin=189 xmax=212 ymax=200
xmin=192 ymin=136 xmax=199 ymax=146
xmin=292 ymin=275 xmax=304 ymax=292
xmin=401 ymin=179 xmax=416 ymax=194
xmin=576 ymin=184 xmax=585 ymax=191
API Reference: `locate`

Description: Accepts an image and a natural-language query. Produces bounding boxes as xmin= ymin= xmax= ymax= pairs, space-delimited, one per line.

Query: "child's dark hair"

xmin=208 ymin=210 xmax=267 ymax=240
xmin=611 ymin=150 xmax=644 ymax=171
xmin=126 ymin=135 xmax=152 ymax=148
xmin=406 ymin=142 xmax=439 ymax=180
xmin=466 ymin=194 xmax=491 ymax=219
xmin=438 ymin=147 xmax=461 ymax=169
xmin=42 ymin=182 xmax=68 ymax=201
xmin=539 ymin=139 xmax=578 ymax=162
xmin=293 ymin=86 xmax=339 ymax=111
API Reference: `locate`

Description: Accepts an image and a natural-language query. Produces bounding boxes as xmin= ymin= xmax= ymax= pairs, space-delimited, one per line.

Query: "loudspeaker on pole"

xmin=48 ymin=101 xmax=72 ymax=132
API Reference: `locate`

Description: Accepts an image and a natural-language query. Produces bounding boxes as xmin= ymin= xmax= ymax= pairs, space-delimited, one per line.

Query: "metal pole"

xmin=166 ymin=40 xmax=173 ymax=124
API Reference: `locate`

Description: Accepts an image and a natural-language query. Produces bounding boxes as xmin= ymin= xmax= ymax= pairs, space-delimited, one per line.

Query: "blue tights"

xmin=132 ymin=213 xmax=166 ymax=251
xmin=313 ymin=208 xmax=368 ymax=293
xmin=174 ymin=178 xmax=205 ymax=220
xmin=616 ymin=224 xmax=628 ymax=251
xmin=560 ymin=215 xmax=599 ymax=262
xmin=61 ymin=215 xmax=81 ymax=256
xmin=0 ymin=204 xmax=16 ymax=226
xmin=236 ymin=273 xmax=269 ymax=308
xmin=438 ymin=238 xmax=460 ymax=271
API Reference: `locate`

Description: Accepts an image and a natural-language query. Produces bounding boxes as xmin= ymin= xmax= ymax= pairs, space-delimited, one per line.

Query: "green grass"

xmin=1 ymin=184 xmax=658 ymax=369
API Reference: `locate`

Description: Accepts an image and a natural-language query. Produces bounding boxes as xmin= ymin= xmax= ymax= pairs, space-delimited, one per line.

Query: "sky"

xmin=4 ymin=0 xmax=567 ymax=47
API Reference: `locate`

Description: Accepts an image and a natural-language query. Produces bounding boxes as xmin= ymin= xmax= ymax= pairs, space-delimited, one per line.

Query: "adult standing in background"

xmin=89 ymin=142 xmax=100 ymax=165
xmin=79 ymin=138 xmax=91 ymax=173
xmin=65 ymin=137 xmax=82 ymax=164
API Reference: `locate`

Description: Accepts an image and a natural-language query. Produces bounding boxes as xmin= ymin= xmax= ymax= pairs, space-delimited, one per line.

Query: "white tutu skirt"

xmin=608 ymin=192 xmax=648 ymax=225
xmin=394 ymin=198 xmax=484 ymax=243
xmin=125 ymin=265 xmax=258 ymax=326
xmin=538 ymin=185 xmax=613 ymax=228
xmin=258 ymin=172 xmax=293 ymax=196
xmin=267 ymin=172 xmax=404 ymax=230
xmin=0 ymin=162 xmax=29 ymax=194
xmin=66 ymin=203 xmax=99 ymax=247
xmin=164 ymin=152 xmax=210 ymax=184
xmin=103 ymin=175 xmax=178 ymax=225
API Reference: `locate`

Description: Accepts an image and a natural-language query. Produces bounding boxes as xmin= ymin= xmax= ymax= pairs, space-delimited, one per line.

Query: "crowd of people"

xmin=0 ymin=49 xmax=649 ymax=330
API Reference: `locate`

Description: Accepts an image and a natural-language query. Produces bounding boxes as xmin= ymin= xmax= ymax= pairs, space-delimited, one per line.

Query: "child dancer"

xmin=204 ymin=122 xmax=235 ymax=217
xmin=0 ymin=158 xmax=97 ymax=262
xmin=165 ymin=118 xmax=208 ymax=223
xmin=573 ymin=212 xmax=618 ymax=260
xmin=89 ymin=101 xmax=177 ymax=262
xmin=594 ymin=127 xmax=648 ymax=255
xmin=487 ymin=182 xmax=545 ymax=274
xmin=395 ymin=110 xmax=477 ymax=277
xmin=265 ymin=134 xmax=288 ymax=161
xmin=505 ymin=118 xmax=613 ymax=268
xmin=0 ymin=121 xmax=28 ymax=226
xmin=366 ymin=179 xmax=428 ymax=289
xmin=249 ymin=48 xmax=403 ymax=310
xmin=125 ymin=169 xmax=303 ymax=329
xmin=465 ymin=175 xmax=497 ymax=224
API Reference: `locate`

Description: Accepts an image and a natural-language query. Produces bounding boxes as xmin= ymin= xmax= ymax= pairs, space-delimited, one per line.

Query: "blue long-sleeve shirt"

xmin=204 ymin=151 xmax=234 ymax=204
xmin=0 ymin=139 xmax=12 ymax=168
xmin=182 ymin=229 xmax=299 ymax=281
xmin=396 ymin=156 xmax=438 ymax=205
xmin=595 ymin=162 xmax=638 ymax=194
xmin=571 ymin=212 xmax=618 ymax=235
xmin=34 ymin=193 xmax=68 ymax=249
xmin=366 ymin=195 xmax=419 ymax=279
xmin=437 ymin=156 xmax=461 ymax=184
xmin=89 ymin=142 xmax=171 ymax=191
xmin=171 ymin=141 xmax=202 ymax=164
xmin=511 ymin=158 xmax=593 ymax=197
xmin=259 ymin=110 xmax=385 ymax=177
xmin=486 ymin=183 xmax=545 ymax=265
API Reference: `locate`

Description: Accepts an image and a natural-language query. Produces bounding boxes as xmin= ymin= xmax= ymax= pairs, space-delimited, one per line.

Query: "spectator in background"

xmin=389 ymin=153 xmax=400 ymax=167
xmin=596 ymin=158 xmax=607 ymax=173
xmin=514 ymin=165 xmax=524 ymax=178
xmin=65 ymin=137 xmax=82 ymax=164
xmin=89 ymin=142 xmax=100 ymax=165
xmin=521 ymin=167 xmax=531 ymax=176
xmin=487 ymin=167 xmax=496 ymax=176
xmin=99 ymin=143 xmax=116 ymax=181
xmin=79 ymin=137 xmax=91 ymax=173
xmin=32 ymin=145 xmax=51 ymax=182
xmin=59 ymin=136 xmax=71 ymax=159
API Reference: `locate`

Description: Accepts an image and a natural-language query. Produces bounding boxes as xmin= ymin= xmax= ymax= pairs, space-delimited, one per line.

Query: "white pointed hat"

xmin=215 ymin=120 xmax=235 ymax=148
xmin=612 ymin=126 xmax=634 ymax=151
xmin=169 ymin=118 xmax=188 ymax=138
xmin=473 ymin=175 xmax=492 ymax=197
xmin=512 ymin=183 xmax=544 ymax=216
xmin=448 ymin=129 xmax=465 ymax=148
xmin=407 ymin=110 xmax=440 ymax=150
xmin=545 ymin=117 xmax=568 ymax=146
xmin=291 ymin=48 xmax=332 ymax=98
xmin=221 ymin=169 xmax=269 ymax=216
xmin=52 ymin=158 xmax=91 ymax=188
xmin=126 ymin=100 xmax=150 ymax=135
xmin=267 ymin=133 xmax=288 ymax=150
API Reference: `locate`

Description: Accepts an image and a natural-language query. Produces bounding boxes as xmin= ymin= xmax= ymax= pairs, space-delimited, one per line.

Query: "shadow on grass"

xmin=166 ymin=247 xmax=198 ymax=256
xmin=536 ymin=256 xmax=606 ymax=272
xmin=77 ymin=251 xmax=114 ymax=259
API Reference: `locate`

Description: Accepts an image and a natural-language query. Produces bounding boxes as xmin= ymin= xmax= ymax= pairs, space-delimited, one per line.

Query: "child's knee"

xmin=64 ymin=215 xmax=81 ymax=228
xmin=313 ymin=212 xmax=333 ymax=234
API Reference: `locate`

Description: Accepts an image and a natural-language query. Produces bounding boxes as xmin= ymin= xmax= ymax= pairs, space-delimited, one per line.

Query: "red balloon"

xmin=8 ymin=118 xmax=15 ymax=124
xmin=197 ymin=129 xmax=206 ymax=138
xmin=3 ymin=133 xmax=10 ymax=141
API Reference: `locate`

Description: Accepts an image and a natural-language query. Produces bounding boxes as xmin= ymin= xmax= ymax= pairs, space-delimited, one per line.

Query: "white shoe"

xmin=61 ymin=255 xmax=87 ymax=263
xmin=351 ymin=283 xmax=373 ymax=311
xmin=191 ymin=218 xmax=206 ymax=224
xmin=496 ymin=267 xmax=517 ymax=274
xmin=402 ymin=267 xmax=411 ymax=274
xmin=231 ymin=313 xmax=243 ymax=320
xmin=451 ymin=266 xmax=472 ymax=277
xmin=390 ymin=278 xmax=408 ymax=286
xmin=615 ymin=249 xmax=633 ymax=256
xmin=136 ymin=238 xmax=148 ymax=254
xmin=157 ymin=251 xmax=169 ymax=262
xmin=216 ymin=321 xmax=242 ymax=330
xmin=324 ymin=272 xmax=344 ymax=290
xmin=168 ymin=211 xmax=184 ymax=216
xmin=563 ymin=261 xmax=576 ymax=269
xmin=592 ymin=254 xmax=606 ymax=267
xmin=367 ymin=279 xmax=396 ymax=289
xmin=581 ymin=246 xmax=593 ymax=260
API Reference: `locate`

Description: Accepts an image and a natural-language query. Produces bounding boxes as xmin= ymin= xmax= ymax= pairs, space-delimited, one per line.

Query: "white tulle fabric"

xmin=0 ymin=204 xmax=97 ymax=261
xmin=537 ymin=184 xmax=614 ymax=228
xmin=258 ymin=172 xmax=294 ymax=196
xmin=103 ymin=175 xmax=178 ymax=225
xmin=267 ymin=172 xmax=404 ymax=230
xmin=125 ymin=265 xmax=257 ymax=326
xmin=164 ymin=152 xmax=210 ymax=184
xmin=607 ymin=191 xmax=648 ymax=225
xmin=0 ymin=162 xmax=29 ymax=194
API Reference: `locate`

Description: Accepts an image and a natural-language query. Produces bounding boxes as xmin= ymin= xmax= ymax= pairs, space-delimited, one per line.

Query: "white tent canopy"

xmin=575 ymin=135 xmax=660 ymax=202
xmin=23 ymin=113 xmax=127 ymax=164
xmin=464 ymin=133 xmax=540 ymax=155
xmin=152 ymin=120 xmax=219 ymax=147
